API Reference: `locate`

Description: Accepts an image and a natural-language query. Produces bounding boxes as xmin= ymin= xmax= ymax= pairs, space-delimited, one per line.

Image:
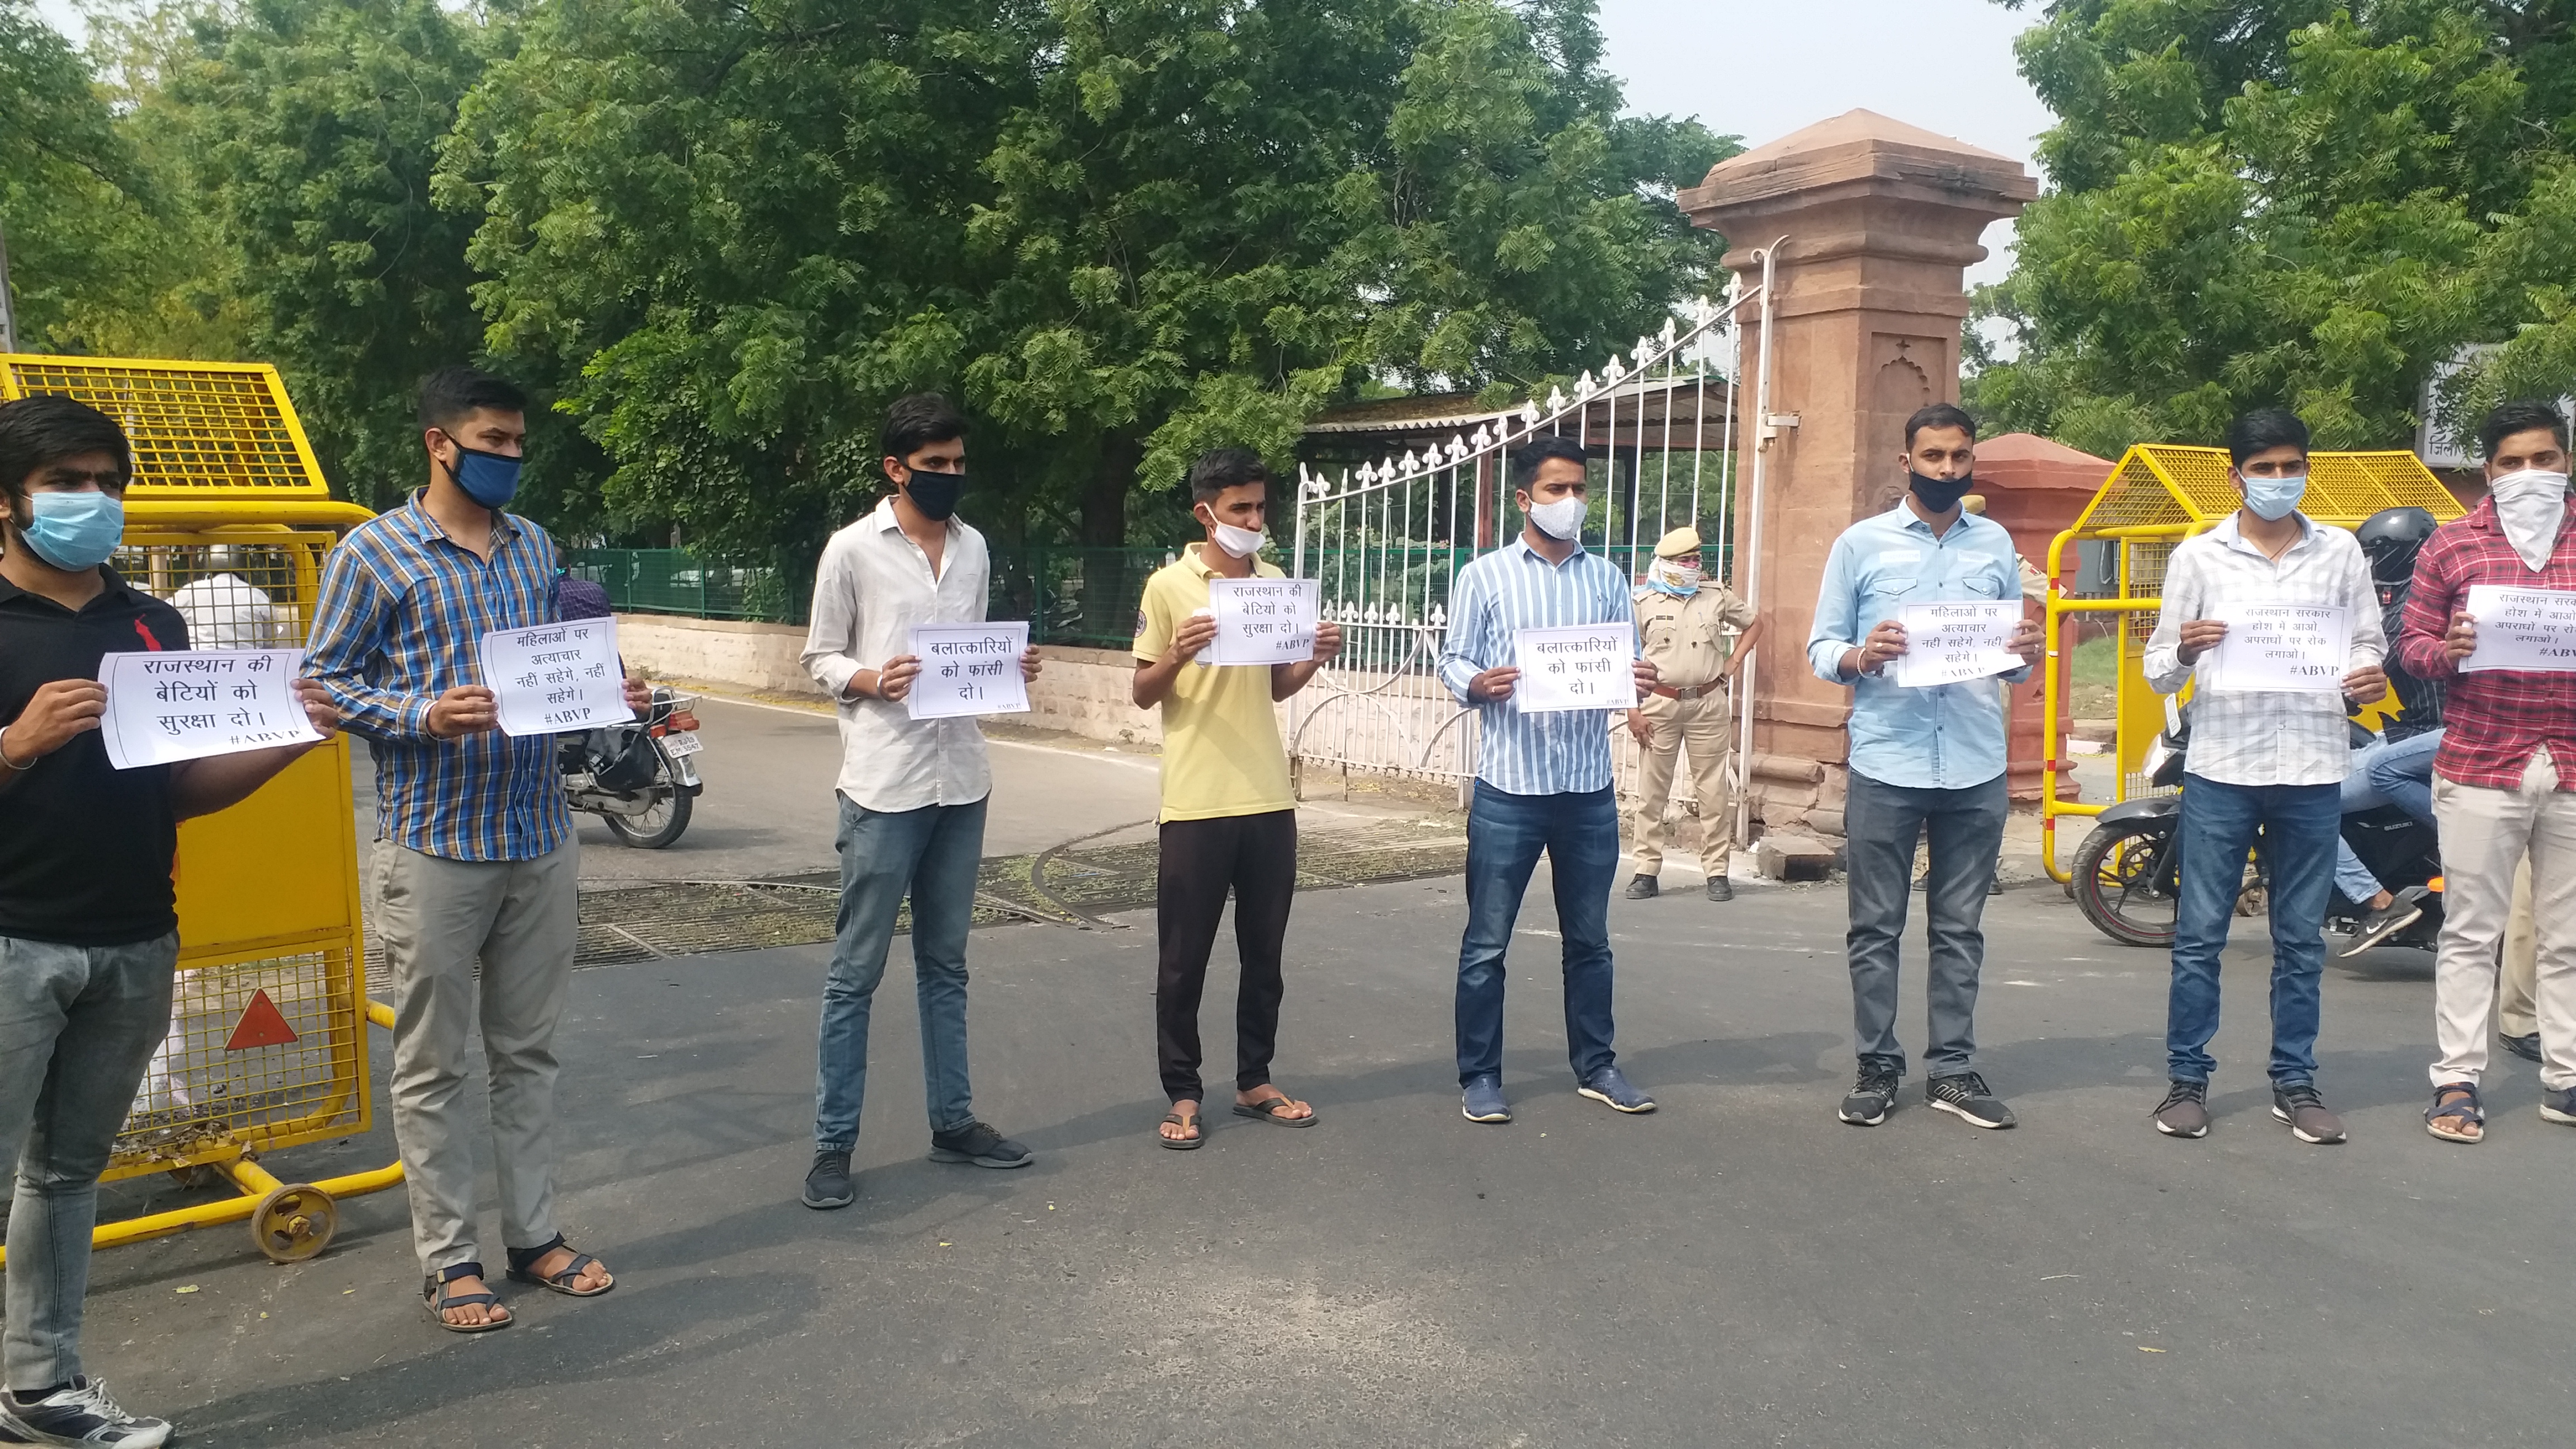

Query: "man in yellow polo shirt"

xmin=1131 ymin=448 xmax=1343 ymax=1149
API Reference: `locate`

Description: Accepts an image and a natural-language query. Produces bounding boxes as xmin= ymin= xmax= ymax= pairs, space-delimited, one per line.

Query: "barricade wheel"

xmin=251 ymin=1184 xmax=338 ymax=1263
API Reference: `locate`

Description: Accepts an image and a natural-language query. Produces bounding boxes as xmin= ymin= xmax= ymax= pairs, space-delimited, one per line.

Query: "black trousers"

xmin=1155 ymin=809 xmax=1298 ymax=1103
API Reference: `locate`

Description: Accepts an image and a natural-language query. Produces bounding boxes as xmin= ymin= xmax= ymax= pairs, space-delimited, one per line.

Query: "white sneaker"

xmin=0 ymin=1378 xmax=173 ymax=1448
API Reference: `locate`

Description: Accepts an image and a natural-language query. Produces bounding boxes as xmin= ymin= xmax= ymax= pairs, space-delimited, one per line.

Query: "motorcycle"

xmin=560 ymin=686 xmax=704 ymax=849
xmin=2070 ymin=700 xmax=2442 ymax=950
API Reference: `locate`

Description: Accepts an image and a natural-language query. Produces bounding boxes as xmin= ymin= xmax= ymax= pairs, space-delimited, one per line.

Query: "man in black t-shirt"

xmin=0 ymin=396 xmax=339 ymax=1449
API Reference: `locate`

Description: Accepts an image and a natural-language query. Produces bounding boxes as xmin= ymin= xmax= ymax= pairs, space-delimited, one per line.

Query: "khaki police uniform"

xmin=1632 ymin=582 xmax=1757 ymax=875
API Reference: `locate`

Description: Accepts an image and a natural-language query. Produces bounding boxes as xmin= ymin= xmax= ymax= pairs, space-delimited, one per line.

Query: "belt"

xmin=1649 ymin=683 xmax=1724 ymax=701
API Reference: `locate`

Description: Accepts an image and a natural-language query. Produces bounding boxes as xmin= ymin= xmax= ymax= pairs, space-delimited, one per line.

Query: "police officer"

xmin=1624 ymin=527 xmax=1765 ymax=902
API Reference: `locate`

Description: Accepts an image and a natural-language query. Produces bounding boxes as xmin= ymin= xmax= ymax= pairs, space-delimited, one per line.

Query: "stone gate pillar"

xmin=1679 ymin=111 xmax=2035 ymax=837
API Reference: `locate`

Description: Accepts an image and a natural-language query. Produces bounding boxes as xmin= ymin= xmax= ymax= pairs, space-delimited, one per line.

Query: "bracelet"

xmin=0 ymin=727 xmax=34 ymax=771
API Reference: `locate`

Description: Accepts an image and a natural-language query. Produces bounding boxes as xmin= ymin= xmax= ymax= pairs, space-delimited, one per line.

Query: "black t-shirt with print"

xmin=0 ymin=568 xmax=190 ymax=945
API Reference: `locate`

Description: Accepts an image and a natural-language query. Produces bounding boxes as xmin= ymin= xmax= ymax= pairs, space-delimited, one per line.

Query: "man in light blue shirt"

xmin=1807 ymin=403 xmax=2042 ymax=1131
xmin=1438 ymin=435 xmax=1661 ymax=1125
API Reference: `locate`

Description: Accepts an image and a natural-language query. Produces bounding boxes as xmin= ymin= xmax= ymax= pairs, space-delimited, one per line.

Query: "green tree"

xmin=1972 ymin=1 xmax=2576 ymax=458
xmin=0 ymin=0 xmax=161 ymax=352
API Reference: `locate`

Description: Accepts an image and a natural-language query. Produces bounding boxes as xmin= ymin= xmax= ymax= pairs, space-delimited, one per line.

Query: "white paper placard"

xmin=481 ymin=619 xmax=629 ymax=736
xmin=906 ymin=622 xmax=1031 ymax=719
xmin=1204 ymin=576 xmax=1319 ymax=666
xmin=94 ymin=649 xmax=320 ymax=771
xmin=1512 ymin=624 xmax=1638 ymax=713
xmin=1892 ymin=601 xmax=2023 ymax=688
xmin=2462 ymin=584 xmax=2576 ymax=673
xmin=2206 ymin=603 xmax=2348 ymax=693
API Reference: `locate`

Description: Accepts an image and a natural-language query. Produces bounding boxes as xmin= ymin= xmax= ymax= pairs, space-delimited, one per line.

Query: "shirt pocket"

xmin=1957 ymin=574 xmax=2004 ymax=599
xmin=1858 ymin=572 xmax=1917 ymax=626
xmin=1642 ymin=615 xmax=1678 ymax=654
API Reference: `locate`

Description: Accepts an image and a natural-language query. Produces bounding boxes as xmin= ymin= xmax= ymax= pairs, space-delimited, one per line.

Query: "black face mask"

xmin=903 ymin=469 xmax=964 ymax=522
xmin=1908 ymin=470 xmax=1973 ymax=515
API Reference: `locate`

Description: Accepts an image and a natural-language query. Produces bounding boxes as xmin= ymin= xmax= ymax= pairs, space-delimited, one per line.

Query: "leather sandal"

xmin=504 ymin=1235 xmax=615 ymax=1297
xmin=424 ymin=1262 xmax=512 ymax=1333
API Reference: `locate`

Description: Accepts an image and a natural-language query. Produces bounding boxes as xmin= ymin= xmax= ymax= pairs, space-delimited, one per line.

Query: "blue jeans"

xmin=2168 ymin=775 xmax=2338 ymax=1085
xmin=1 ymin=932 xmax=178 ymax=1391
xmin=2333 ymin=738 xmax=2390 ymax=902
xmin=2365 ymin=728 xmax=2443 ymax=825
xmin=1842 ymin=771 xmax=2006 ymax=1076
xmin=815 ymin=794 xmax=985 ymax=1151
xmin=1455 ymin=782 xmax=1620 ymax=1086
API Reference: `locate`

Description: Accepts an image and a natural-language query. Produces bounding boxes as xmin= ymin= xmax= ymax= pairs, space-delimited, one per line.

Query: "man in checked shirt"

xmin=2395 ymin=399 xmax=2576 ymax=1144
xmin=2142 ymin=408 xmax=2386 ymax=1145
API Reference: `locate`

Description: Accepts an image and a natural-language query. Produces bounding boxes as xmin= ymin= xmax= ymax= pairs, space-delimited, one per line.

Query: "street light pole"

xmin=0 ymin=217 xmax=18 ymax=354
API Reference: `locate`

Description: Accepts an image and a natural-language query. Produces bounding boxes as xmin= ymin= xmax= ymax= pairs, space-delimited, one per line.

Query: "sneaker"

xmin=1623 ymin=874 xmax=1659 ymax=899
xmin=1839 ymin=1063 xmax=1902 ymax=1125
xmin=1461 ymin=1074 xmax=1512 ymax=1123
xmin=801 ymin=1149 xmax=855 ymax=1209
xmin=2501 ymin=1031 xmax=2544 ymax=1064
xmin=2338 ymin=898 xmax=2424 ymax=957
xmin=2270 ymin=1082 xmax=2346 ymax=1144
xmin=0 ymin=1379 xmax=171 ymax=1448
xmin=2544 ymin=1086 xmax=2576 ymax=1126
xmin=929 ymin=1121 xmax=1034 ymax=1168
xmin=1704 ymin=876 xmax=1734 ymax=902
xmin=2152 ymin=1079 xmax=2209 ymax=1138
xmin=1986 ymin=876 xmax=2004 ymax=897
xmin=1926 ymin=1072 xmax=2018 ymax=1129
xmin=1577 ymin=1065 xmax=1656 ymax=1114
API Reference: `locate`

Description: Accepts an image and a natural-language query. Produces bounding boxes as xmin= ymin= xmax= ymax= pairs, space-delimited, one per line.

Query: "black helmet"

xmin=2356 ymin=506 xmax=2437 ymax=586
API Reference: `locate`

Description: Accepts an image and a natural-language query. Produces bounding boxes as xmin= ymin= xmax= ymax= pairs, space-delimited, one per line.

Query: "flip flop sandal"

xmin=1158 ymin=1110 xmax=1204 ymax=1150
xmin=505 ymin=1235 xmax=615 ymax=1297
xmin=2426 ymin=1082 xmax=2485 ymax=1144
xmin=425 ymin=1263 xmax=512 ymax=1333
xmin=1232 ymin=1096 xmax=1319 ymax=1128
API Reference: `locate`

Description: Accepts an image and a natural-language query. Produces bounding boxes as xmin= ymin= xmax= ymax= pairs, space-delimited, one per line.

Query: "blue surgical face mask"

xmin=15 ymin=490 xmax=125 ymax=571
xmin=2241 ymin=470 xmax=2308 ymax=521
xmin=441 ymin=439 xmax=523 ymax=509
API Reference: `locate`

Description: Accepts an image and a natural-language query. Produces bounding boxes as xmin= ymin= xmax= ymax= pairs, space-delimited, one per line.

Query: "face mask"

xmin=1526 ymin=495 xmax=1586 ymax=541
xmin=2488 ymin=468 xmax=2570 ymax=571
xmin=2239 ymin=471 xmax=2308 ymax=522
xmin=441 ymin=439 xmax=522 ymax=509
xmin=1907 ymin=470 xmax=1974 ymax=515
xmin=1204 ymin=517 xmax=1266 ymax=559
xmin=903 ymin=469 xmax=964 ymax=522
xmin=1647 ymin=557 xmax=1701 ymax=595
xmin=15 ymin=490 xmax=125 ymax=571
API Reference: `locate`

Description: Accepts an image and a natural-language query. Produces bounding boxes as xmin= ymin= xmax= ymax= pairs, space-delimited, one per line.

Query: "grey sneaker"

xmin=1577 ymin=1065 xmax=1656 ymax=1114
xmin=1839 ymin=1063 xmax=1902 ymax=1125
xmin=2502 ymin=1031 xmax=2543 ymax=1064
xmin=2338 ymin=898 xmax=2423 ymax=957
xmin=0 ymin=1378 xmax=171 ymax=1448
xmin=2271 ymin=1082 xmax=2346 ymax=1144
xmin=1461 ymin=1074 xmax=1512 ymax=1123
xmin=929 ymin=1121 xmax=1034 ymax=1168
xmin=801 ymin=1149 xmax=855 ymax=1209
xmin=2153 ymin=1079 xmax=2209 ymax=1138
xmin=2543 ymin=1086 xmax=2576 ymax=1126
xmin=1926 ymin=1072 xmax=2018 ymax=1129
xmin=1623 ymin=874 xmax=1659 ymax=899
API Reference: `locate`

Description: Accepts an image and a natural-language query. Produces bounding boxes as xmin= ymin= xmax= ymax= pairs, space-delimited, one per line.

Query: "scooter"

xmin=2070 ymin=701 xmax=2441 ymax=949
xmin=560 ymin=686 xmax=704 ymax=849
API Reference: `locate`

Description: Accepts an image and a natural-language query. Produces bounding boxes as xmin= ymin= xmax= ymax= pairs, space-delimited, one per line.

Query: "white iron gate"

xmin=1290 ymin=266 xmax=1781 ymax=820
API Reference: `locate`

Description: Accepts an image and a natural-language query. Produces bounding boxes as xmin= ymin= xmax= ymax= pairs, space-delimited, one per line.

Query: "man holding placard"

xmin=305 ymin=367 xmax=648 ymax=1331
xmin=2395 ymin=399 xmax=2576 ymax=1143
xmin=1130 ymin=448 xmax=1342 ymax=1148
xmin=797 ymin=393 xmax=1044 ymax=1209
xmin=1808 ymin=403 xmax=2043 ymax=1132
xmin=1437 ymin=435 xmax=1660 ymax=1125
xmin=0 ymin=396 xmax=339 ymax=1448
xmin=2141 ymin=408 xmax=2385 ymax=1145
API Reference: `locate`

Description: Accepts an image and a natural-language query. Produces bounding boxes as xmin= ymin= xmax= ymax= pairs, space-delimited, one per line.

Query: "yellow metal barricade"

xmin=1 ymin=355 xmax=394 ymax=1262
xmin=2039 ymin=443 xmax=2464 ymax=883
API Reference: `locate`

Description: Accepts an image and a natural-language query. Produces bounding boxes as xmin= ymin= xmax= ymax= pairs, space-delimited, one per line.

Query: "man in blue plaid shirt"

xmin=306 ymin=367 xmax=648 ymax=1334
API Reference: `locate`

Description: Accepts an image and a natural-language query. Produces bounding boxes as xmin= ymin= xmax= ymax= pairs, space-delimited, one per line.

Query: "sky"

xmin=1594 ymin=0 xmax=2057 ymax=287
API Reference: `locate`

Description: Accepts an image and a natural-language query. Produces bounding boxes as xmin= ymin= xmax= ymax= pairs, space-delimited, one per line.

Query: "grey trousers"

xmin=1843 ymin=771 xmax=2006 ymax=1076
xmin=375 ymin=841 xmax=579 ymax=1276
xmin=0 ymin=932 xmax=177 ymax=1391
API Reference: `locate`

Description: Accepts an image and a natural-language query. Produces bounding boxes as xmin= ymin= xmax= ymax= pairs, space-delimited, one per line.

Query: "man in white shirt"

xmin=169 ymin=547 xmax=283 ymax=649
xmin=795 ymin=394 xmax=1043 ymax=1210
xmin=2141 ymin=408 xmax=2385 ymax=1145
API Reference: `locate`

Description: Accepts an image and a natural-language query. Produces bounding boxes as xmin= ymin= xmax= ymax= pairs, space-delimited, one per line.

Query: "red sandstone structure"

xmin=1680 ymin=110 xmax=2038 ymax=837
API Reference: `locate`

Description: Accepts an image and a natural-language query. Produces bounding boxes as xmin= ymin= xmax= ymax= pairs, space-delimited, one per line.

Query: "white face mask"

xmin=1206 ymin=520 xmax=1266 ymax=559
xmin=1526 ymin=495 xmax=1587 ymax=540
xmin=2489 ymin=468 xmax=2570 ymax=571
xmin=1649 ymin=557 xmax=1701 ymax=593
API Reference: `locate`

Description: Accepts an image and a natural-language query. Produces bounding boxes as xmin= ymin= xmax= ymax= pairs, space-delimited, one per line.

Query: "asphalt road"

xmin=74 ymin=869 xmax=2568 ymax=1447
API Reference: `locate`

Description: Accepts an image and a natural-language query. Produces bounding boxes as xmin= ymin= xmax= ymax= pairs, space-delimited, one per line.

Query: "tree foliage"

xmin=1973 ymin=1 xmax=2576 ymax=458
xmin=0 ymin=0 xmax=162 ymax=351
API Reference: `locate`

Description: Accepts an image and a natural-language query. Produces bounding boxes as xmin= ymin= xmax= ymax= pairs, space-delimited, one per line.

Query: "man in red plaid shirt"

xmin=2395 ymin=399 xmax=2576 ymax=1143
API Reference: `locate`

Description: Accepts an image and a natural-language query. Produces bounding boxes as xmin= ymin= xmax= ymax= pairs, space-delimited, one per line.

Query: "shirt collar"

xmin=871 ymin=495 xmax=960 ymax=539
xmin=2211 ymin=510 xmax=2313 ymax=556
xmin=1507 ymin=534 xmax=1588 ymax=567
xmin=0 ymin=564 xmax=145 ymax=614
xmin=404 ymin=490 xmax=521 ymax=547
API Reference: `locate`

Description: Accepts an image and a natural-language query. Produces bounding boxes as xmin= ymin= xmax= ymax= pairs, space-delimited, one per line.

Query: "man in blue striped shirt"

xmin=1438 ymin=435 xmax=1661 ymax=1124
xmin=306 ymin=367 xmax=646 ymax=1333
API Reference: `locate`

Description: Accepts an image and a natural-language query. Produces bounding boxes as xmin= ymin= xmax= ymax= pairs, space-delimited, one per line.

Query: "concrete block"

xmin=1755 ymin=833 xmax=1836 ymax=882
